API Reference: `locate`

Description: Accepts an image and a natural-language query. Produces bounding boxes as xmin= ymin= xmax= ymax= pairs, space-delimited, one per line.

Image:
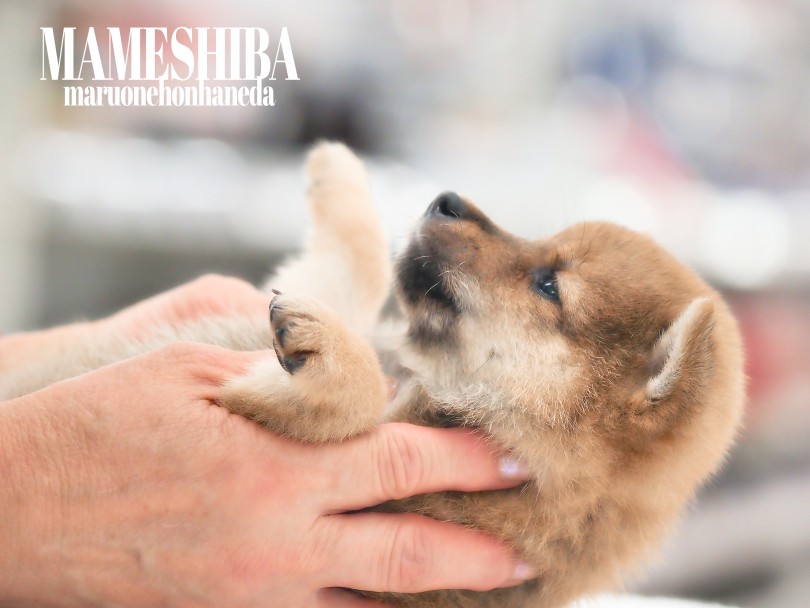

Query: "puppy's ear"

xmin=632 ymin=298 xmax=716 ymax=435
xmin=647 ymin=298 xmax=715 ymax=401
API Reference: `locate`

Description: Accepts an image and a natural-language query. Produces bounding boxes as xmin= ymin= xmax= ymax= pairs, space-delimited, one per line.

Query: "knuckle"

xmin=192 ymin=273 xmax=252 ymax=296
xmin=375 ymin=427 xmax=429 ymax=499
xmin=190 ymin=273 xmax=228 ymax=294
xmin=384 ymin=519 xmax=435 ymax=591
xmin=193 ymin=273 xmax=227 ymax=289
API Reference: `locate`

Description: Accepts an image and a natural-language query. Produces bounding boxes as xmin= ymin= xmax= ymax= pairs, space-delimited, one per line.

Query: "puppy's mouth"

xmin=395 ymin=236 xmax=460 ymax=350
xmin=396 ymin=192 xmax=492 ymax=347
xmin=396 ymin=235 xmax=459 ymax=313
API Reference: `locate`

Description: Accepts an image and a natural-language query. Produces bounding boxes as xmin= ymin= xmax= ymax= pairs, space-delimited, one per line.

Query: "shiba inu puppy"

xmin=0 ymin=143 xmax=745 ymax=608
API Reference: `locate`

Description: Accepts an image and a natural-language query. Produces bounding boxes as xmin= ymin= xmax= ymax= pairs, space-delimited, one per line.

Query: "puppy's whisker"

xmin=471 ymin=350 xmax=495 ymax=377
xmin=424 ymin=280 xmax=442 ymax=297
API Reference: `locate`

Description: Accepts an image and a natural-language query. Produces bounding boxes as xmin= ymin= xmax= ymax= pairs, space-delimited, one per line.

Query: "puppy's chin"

xmin=395 ymin=238 xmax=459 ymax=349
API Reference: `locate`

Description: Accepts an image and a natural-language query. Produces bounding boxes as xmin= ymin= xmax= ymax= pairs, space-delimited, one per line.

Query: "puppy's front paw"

xmin=221 ymin=291 xmax=387 ymax=442
xmin=270 ymin=290 xmax=326 ymax=375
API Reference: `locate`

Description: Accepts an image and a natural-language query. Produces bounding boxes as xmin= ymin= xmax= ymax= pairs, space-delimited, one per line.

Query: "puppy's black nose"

xmin=426 ymin=192 xmax=469 ymax=220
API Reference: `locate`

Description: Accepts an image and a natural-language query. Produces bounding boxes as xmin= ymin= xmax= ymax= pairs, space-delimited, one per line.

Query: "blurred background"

xmin=2 ymin=1 xmax=810 ymax=606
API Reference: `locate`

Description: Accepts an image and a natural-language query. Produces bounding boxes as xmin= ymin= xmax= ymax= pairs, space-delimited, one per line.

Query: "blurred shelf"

xmin=15 ymin=129 xmax=810 ymax=292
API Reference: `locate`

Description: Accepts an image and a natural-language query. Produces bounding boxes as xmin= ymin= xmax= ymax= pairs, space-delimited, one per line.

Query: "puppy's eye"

xmin=531 ymin=269 xmax=560 ymax=303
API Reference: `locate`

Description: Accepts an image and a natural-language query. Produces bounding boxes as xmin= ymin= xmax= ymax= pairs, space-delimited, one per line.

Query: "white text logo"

xmin=41 ymin=27 xmax=299 ymax=107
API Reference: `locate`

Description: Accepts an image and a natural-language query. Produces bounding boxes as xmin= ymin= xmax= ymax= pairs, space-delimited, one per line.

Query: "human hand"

xmin=0 ymin=343 xmax=534 ymax=607
xmin=0 ymin=275 xmax=266 ymax=385
xmin=105 ymin=274 xmax=269 ymax=338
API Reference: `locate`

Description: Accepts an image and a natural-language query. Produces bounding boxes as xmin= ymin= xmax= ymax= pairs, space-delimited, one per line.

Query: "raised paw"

xmin=306 ymin=141 xmax=367 ymax=190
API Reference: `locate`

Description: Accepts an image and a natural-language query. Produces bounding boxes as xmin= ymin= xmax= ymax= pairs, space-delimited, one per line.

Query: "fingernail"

xmin=513 ymin=561 xmax=537 ymax=580
xmin=498 ymin=454 xmax=531 ymax=481
xmin=499 ymin=561 xmax=538 ymax=587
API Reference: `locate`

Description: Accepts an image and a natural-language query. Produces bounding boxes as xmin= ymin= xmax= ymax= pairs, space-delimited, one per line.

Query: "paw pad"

xmin=268 ymin=291 xmax=317 ymax=376
xmin=274 ymin=348 xmax=308 ymax=374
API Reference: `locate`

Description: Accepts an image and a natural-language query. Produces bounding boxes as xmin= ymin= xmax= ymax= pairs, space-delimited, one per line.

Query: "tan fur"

xmin=0 ymin=142 xmax=745 ymax=608
xmin=222 ymin=292 xmax=385 ymax=442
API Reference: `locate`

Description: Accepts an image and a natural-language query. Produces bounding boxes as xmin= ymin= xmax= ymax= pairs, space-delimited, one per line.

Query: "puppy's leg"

xmin=219 ymin=292 xmax=387 ymax=442
xmin=265 ymin=142 xmax=391 ymax=337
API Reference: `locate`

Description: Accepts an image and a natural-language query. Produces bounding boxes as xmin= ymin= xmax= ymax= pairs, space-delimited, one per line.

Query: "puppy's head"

xmin=396 ymin=192 xmax=744 ymax=491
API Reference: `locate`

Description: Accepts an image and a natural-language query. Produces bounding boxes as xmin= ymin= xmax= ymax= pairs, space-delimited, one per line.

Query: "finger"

xmin=152 ymin=274 xmax=269 ymax=323
xmin=318 ymin=423 xmax=531 ymax=511
xmin=109 ymin=274 xmax=270 ymax=339
xmin=317 ymin=588 xmax=389 ymax=607
xmin=318 ymin=512 xmax=535 ymax=593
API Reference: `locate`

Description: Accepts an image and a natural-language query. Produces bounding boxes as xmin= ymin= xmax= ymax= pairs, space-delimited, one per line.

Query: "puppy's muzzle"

xmin=424 ymin=191 xmax=497 ymax=235
xmin=426 ymin=191 xmax=470 ymax=220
